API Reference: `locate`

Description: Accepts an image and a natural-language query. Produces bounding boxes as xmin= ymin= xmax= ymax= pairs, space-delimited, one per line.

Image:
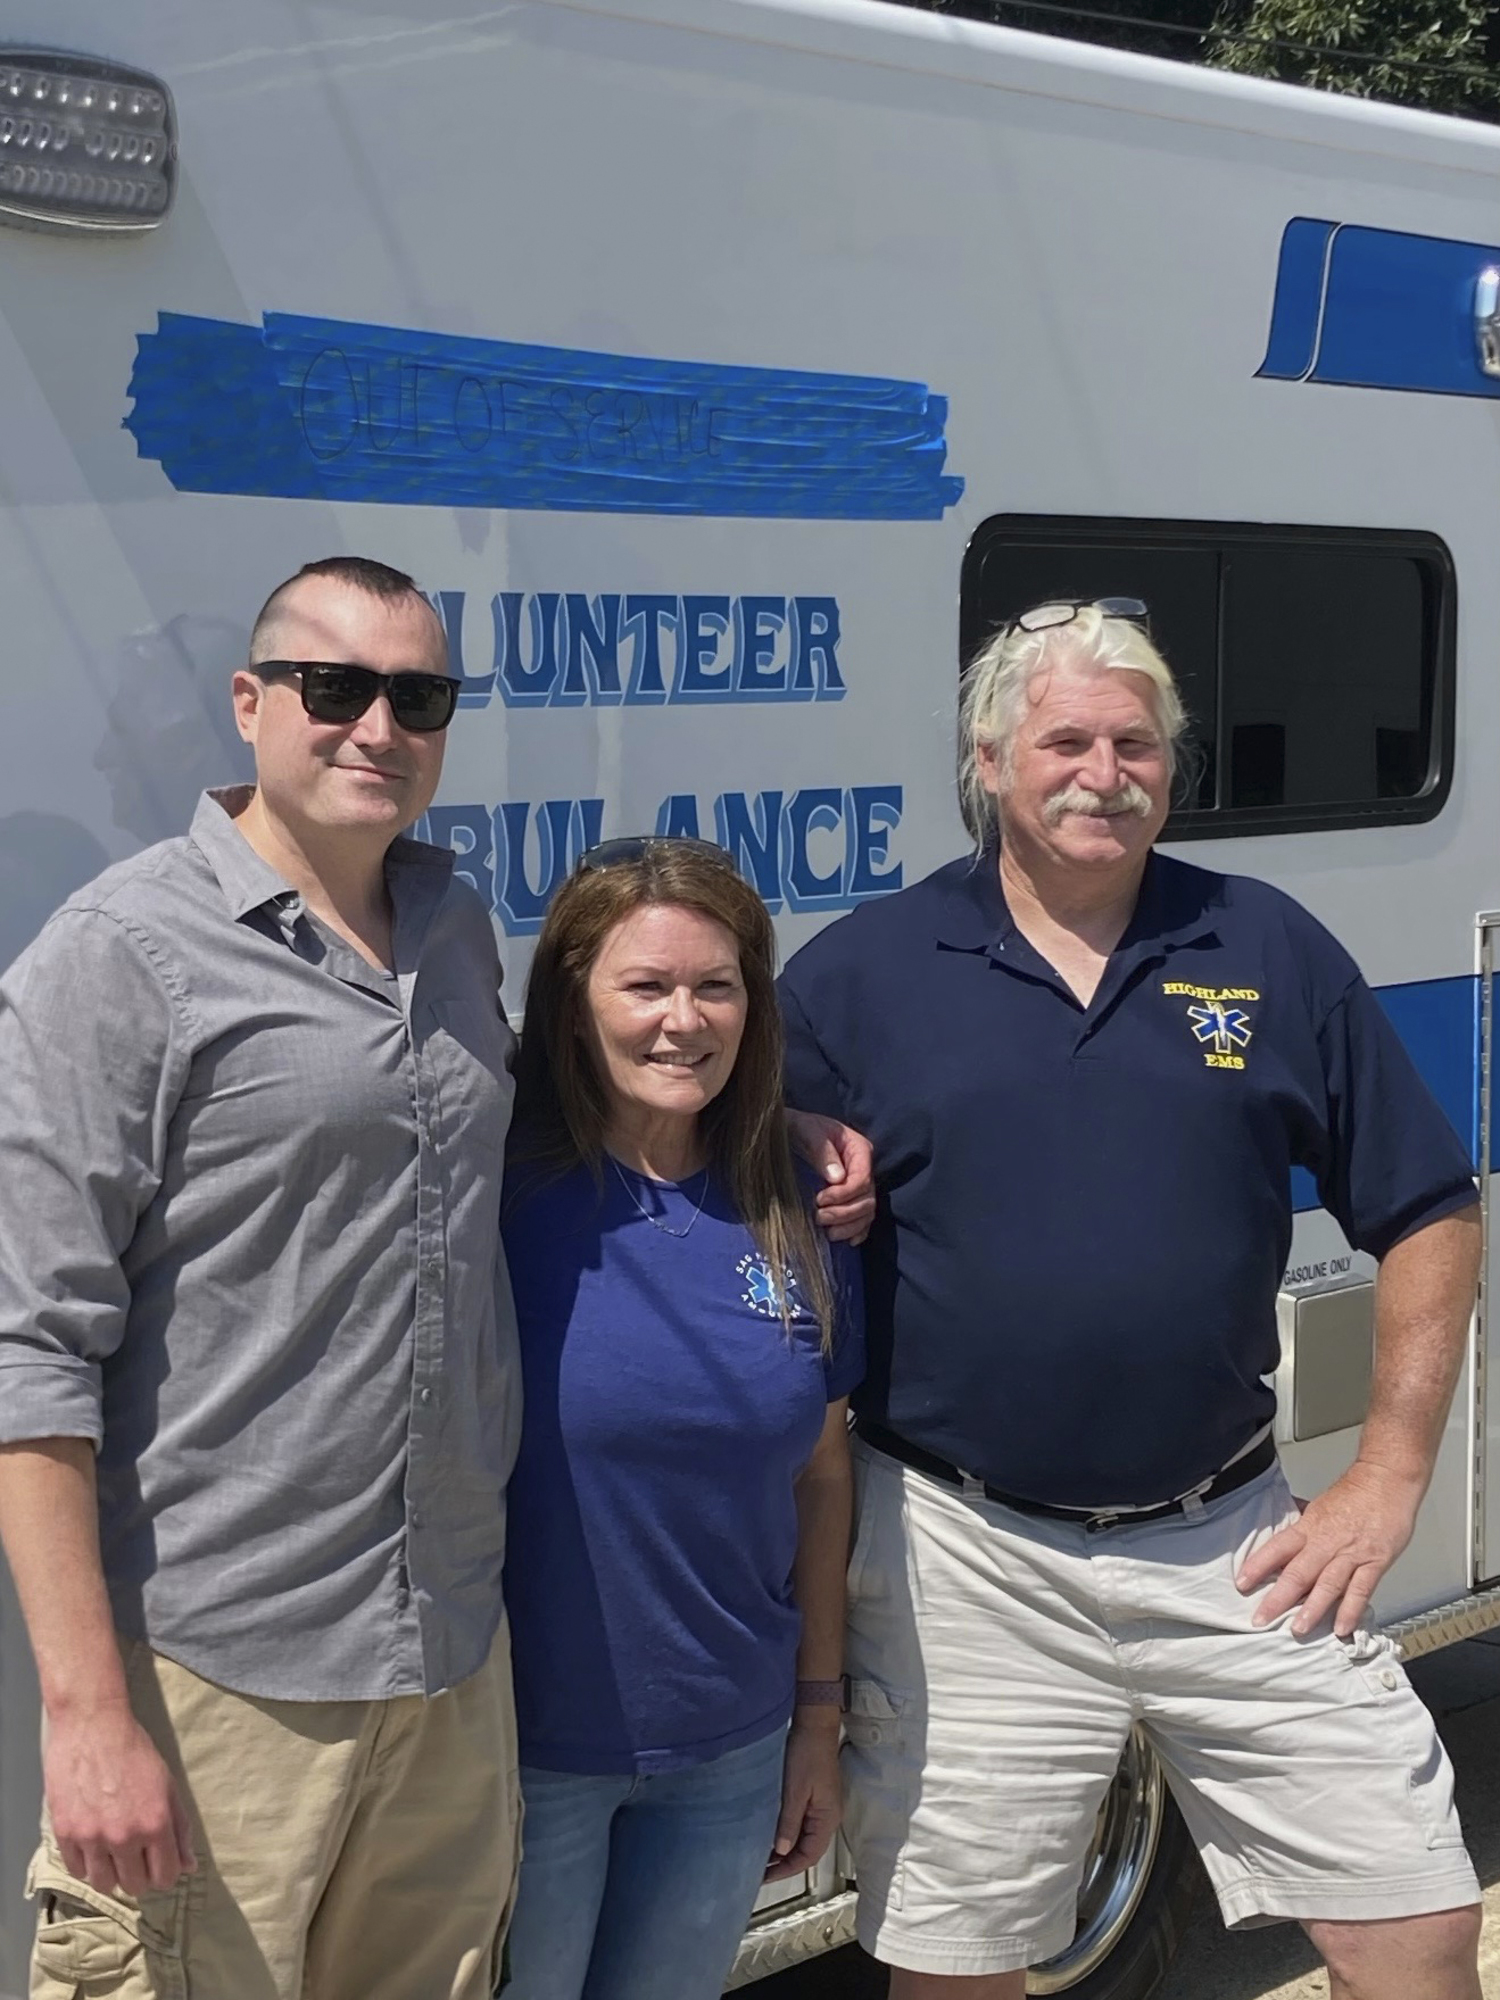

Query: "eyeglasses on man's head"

xmin=1002 ymin=596 xmax=1150 ymax=639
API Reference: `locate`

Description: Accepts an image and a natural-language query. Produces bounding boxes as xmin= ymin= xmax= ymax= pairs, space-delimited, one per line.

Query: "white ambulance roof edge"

xmin=549 ymin=0 xmax=1500 ymax=172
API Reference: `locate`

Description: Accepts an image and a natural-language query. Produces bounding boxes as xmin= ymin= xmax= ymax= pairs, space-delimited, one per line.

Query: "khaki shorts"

xmin=843 ymin=1440 xmax=1479 ymax=1977
xmin=28 ymin=1625 xmax=520 ymax=2000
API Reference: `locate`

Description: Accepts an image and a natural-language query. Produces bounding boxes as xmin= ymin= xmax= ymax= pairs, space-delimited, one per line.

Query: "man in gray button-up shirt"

xmin=0 ymin=558 xmax=521 ymax=2000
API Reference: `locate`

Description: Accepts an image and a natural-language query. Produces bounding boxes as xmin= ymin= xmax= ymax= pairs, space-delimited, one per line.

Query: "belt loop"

xmin=960 ymin=1473 xmax=985 ymax=1501
xmin=1181 ymin=1490 xmax=1205 ymax=1517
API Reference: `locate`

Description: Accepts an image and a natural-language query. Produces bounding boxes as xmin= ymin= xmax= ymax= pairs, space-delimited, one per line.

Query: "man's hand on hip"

xmin=784 ymin=1109 xmax=876 ymax=1244
xmin=1235 ymin=1459 xmax=1424 ymax=1639
xmin=46 ymin=1700 xmax=197 ymax=1898
xmin=1239 ymin=1208 xmax=1477 ymax=1641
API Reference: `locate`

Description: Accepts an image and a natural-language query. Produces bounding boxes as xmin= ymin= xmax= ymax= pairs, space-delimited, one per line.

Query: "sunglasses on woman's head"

xmin=577 ymin=835 xmax=738 ymax=873
xmin=252 ymin=661 xmax=462 ymax=734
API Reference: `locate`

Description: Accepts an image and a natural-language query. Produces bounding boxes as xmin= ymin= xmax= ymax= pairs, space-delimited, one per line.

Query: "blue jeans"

xmin=503 ymin=1727 xmax=786 ymax=2000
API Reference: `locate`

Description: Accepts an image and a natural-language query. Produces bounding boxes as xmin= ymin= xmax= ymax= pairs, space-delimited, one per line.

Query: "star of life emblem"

xmin=1187 ymin=1000 xmax=1254 ymax=1059
xmin=738 ymin=1251 xmax=800 ymax=1318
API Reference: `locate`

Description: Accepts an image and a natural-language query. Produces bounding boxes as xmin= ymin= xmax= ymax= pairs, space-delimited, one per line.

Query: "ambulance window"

xmin=961 ymin=518 xmax=1454 ymax=838
xmin=1221 ymin=547 xmax=1431 ymax=812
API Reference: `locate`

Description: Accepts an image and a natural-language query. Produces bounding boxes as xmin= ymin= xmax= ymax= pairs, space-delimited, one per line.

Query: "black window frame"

xmin=959 ymin=515 xmax=1457 ymax=841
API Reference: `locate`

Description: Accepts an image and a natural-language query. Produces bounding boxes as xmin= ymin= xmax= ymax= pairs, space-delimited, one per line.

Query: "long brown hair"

xmin=511 ymin=844 xmax=835 ymax=1346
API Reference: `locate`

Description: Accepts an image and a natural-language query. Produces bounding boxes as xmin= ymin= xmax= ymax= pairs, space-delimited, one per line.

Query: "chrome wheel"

xmin=1026 ymin=1730 xmax=1167 ymax=1994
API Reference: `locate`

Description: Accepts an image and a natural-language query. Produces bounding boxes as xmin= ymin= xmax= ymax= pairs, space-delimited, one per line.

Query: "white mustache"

xmin=1043 ymin=780 xmax=1154 ymax=826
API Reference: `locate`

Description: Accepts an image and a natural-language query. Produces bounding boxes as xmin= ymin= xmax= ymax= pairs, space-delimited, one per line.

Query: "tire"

xmin=1026 ymin=1730 xmax=1201 ymax=2000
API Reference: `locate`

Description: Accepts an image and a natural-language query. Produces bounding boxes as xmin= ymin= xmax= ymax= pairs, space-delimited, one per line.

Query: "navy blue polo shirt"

xmin=779 ymin=848 xmax=1477 ymax=1508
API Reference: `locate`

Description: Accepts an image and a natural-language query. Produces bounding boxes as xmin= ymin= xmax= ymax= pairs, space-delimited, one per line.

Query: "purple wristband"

xmin=794 ymin=1677 xmax=847 ymax=1709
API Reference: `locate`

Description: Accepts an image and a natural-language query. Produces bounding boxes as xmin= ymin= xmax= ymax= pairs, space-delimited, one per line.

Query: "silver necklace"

xmin=610 ymin=1156 xmax=711 ymax=1239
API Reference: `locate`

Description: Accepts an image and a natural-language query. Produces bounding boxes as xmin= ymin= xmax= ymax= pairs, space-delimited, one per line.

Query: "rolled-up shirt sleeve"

xmin=0 ymin=908 xmax=191 ymax=1444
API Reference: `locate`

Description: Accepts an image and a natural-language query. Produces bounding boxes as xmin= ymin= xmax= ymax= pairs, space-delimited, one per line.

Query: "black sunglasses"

xmin=253 ymin=661 xmax=462 ymax=734
xmin=578 ymin=835 xmax=737 ymax=873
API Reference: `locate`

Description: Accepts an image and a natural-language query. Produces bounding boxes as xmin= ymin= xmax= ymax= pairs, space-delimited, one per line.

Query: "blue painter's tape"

xmin=124 ymin=312 xmax=965 ymax=520
xmin=1257 ymin=218 xmax=1337 ymax=381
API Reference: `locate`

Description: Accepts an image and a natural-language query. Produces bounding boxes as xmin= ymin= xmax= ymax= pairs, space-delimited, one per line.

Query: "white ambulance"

xmin=3 ymin=2 xmax=1500 ymax=1994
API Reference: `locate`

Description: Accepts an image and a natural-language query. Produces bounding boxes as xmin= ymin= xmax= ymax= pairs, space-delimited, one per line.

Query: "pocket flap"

xmin=845 ymin=1677 xmax=904 ymax=1720
xmin=29 ymin=1865 xmax=145 ymax=1986
xmin=28 ymin=1853 xmax=142 ymax=1941
xmin=28 ymin=1842 xmax=184 ymax=1959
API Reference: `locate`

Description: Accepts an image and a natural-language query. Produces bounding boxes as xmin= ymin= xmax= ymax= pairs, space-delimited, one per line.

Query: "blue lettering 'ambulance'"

xmin=422 ymin=785 xmax=903 ymax=934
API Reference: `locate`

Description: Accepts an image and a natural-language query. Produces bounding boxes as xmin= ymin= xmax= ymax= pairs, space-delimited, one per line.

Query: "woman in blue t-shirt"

xmin=501 ymin=836 xmax=863 ymax=2000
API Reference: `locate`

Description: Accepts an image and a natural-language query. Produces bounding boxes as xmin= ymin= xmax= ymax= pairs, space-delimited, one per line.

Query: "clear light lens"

xmin=0 ymin=50 xmax=174 ymax=231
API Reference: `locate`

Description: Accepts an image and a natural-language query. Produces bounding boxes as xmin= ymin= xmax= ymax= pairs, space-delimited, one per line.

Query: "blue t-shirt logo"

xmin=738 ymin=1250 xmax=797 ymax=1318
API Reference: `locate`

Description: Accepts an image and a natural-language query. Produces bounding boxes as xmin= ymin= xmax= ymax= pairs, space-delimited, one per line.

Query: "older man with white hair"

xmin=779 ymin=600 xmax=1483 ymax=2000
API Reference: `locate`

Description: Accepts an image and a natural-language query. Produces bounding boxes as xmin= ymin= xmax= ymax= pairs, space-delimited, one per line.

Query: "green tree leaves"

xmin=894 ymin=0 xmax=1500 ymax=119
xmin=1210 ymin=0 xmax=1500 ymax=115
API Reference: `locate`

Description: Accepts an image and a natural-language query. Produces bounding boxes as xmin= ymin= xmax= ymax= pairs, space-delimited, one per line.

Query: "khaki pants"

xmin=28 ymin=1627 xmax=520 ymax=2000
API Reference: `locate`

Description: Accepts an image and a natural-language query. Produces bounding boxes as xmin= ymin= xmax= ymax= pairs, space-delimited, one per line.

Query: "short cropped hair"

xmin=957 ymin=605 xmax=1188 ymax=845
xmin=249 ymin=557 xmax=428 ymax=662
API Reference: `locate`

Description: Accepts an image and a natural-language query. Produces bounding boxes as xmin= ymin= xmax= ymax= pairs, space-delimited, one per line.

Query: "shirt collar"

xmin=190 ymin=787 xmax=295 ymax=920
xmin=188 ymin=787 xmax=456 ymax=927
xmin=929 ymin=846 xmax=1011 ymax=953
xmin=1123 ymin=851 xmax=1221 ymax=960
xmin=933 ymin=846 xmax=1220 ymax=961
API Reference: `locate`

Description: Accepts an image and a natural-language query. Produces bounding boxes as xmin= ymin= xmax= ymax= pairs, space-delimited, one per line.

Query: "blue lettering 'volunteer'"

xmin=425 ymin=591 xmax=845 ymax=709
